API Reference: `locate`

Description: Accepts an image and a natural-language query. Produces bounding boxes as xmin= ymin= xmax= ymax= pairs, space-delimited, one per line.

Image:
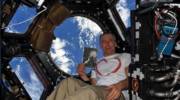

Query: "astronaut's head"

xmin=100 ymin=32 xmax=117 ymax=56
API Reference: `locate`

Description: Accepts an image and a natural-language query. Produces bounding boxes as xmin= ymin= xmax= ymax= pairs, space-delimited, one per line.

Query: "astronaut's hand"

xmin=77 ymin=63 xmax=89 ymax=81
xmin=106 ymin=84 xmax=122 ymax=100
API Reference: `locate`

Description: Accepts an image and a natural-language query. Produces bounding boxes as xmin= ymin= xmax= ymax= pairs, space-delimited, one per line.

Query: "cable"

xmin=164 ymin=69 xmax=180 ymax=87
xmin=159 ymin=38 xmax=171 ymax=58
xmin=171 ymin=53 xmax=180 ymax=59
xmin=166 ymin=11 xmax=178 ymax=35
xmin=158 ymin=10 xmax=178 ymax=58
xmin=1 ymin=5 xmax=47 ymax=30
xmin=154 ymin=9 xmax=178 ymax=38
xmin=138 ymin=0 xmax=159 ymax=14
xmin=149 ymin=89 xmax=180 ymax=97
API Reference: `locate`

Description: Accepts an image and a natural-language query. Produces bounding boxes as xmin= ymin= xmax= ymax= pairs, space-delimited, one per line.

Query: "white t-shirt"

xmin=91 ymin=53 xmax=131 ymax=100
xmin=91 ymin=53 xmax=131 ymax=86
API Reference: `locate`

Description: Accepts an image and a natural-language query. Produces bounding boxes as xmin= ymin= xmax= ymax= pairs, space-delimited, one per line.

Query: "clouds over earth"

xmin=10 ymin=57 xmax=44 ymax=100
xmin=116 ymin=0 xmax=131 ymax=27
xmin=50 ymin=38 xmax=75 ymax=73
xmin=75 ymin=16 xmax=102 ymax=48
xmin=4 ymin=5 xmax=36 ymax=33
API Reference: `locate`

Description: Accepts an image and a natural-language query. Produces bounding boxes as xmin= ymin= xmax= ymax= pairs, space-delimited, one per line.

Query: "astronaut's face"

xmin=100 ymin=34 xmax=117 ymax=56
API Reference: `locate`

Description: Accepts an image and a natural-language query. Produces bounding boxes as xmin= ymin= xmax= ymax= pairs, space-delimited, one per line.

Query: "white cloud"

xmin=116 ymin=0 xmax=130 ymax=27
xmin=50 ymin=38 xmax=74 ymax=74
xmin=78 ymin=31 xmax=97 ymax=48
xmin=54 ymin=49 xmax=66 ymax=57
xmin=24 ymin=77 xmax=42 ymax=100
xmin=51 ymin=38 xmax=66 ymax=49
xmin=75 ymin=16 xmax=102 ymax=36
xmin=11 ymin=57 xmax=44 ymax=100
xmin=57 ymin=62 xmax=72 ymax=73
xmin=25 ymin=70 xmax=44 ymax=100
xmin=73 ymin=16 xmax=102 ymax=48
